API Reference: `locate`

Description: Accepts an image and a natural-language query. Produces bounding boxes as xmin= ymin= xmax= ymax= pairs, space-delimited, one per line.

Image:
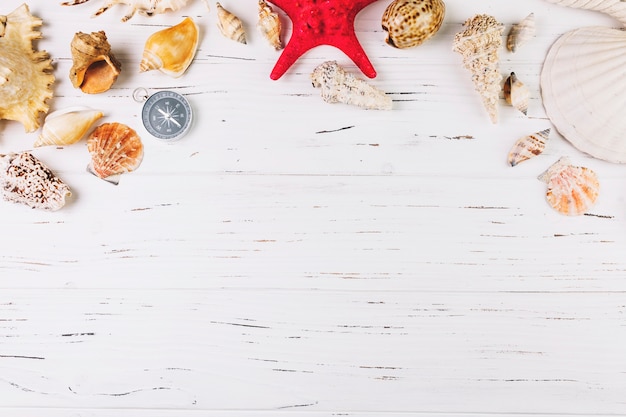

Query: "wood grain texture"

xmin=0 ymin=0 xmax=625 ymax=415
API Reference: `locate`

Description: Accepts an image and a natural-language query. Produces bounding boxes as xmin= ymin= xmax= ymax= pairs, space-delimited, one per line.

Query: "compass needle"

xmin=141 ymin=90 xmax=193 ymax=141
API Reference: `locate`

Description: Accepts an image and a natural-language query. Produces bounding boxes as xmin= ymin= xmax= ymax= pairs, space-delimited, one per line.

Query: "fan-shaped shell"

xmin=540 ymin=26 xmax=626 ymax=163
xmin=381 ymin=0 xmax=446 ymax=49
xmin=70 ymin=31 xmax=121 ymax=94
xmin=544 ymin=0 xmax=626 ymax=27
xmin=507 ymin=128 xmax=550 ymax=166
xmin=35 ymin=107 xmax=104 ymax=147
xmin=87 ymin=122 xmax=144 ymax=184
xmin=0 ymin=152 xmax=71 ymax=211
xmin=140 ymin=17 xmax=198 ymax=78
xmin=538 ymin=156 xmax=599 ymax=216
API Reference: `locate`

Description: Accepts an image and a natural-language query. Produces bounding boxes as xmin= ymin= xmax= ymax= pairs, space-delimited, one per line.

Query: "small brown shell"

xmin=382 ymin=0 xmax=445 ymax=49
xmin=69 ymin=31 xmax=122 ymax=94
xmin=503 ymin=72 xmax=529 ymax=116
xmin=0 ymin=152 xmax=71 ymax=211
xmin=257 ymin=0 xmax=283 ymax=50
xmin=216 ymin=2 xmax=246 ymax=44
xmin=87 ymin=122 xmax=144 ymax=184
xmin=538 ymin=156 xmax=599 ymax=216
xmin=507 ymin=128 xmax=550 ymax=166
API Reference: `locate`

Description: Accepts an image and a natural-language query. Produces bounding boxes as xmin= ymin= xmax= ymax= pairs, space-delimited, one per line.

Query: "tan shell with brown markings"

xmin=382 ymin=0 xmax=446 ymax=49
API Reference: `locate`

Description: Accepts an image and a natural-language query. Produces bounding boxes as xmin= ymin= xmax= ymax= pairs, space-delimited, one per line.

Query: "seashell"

xmin=61 ymin=0 xmax=190 ymax=22
xmin=87 ymin=122 xmax=144 ymax=185
xmin=507 ymin=128 xmax=550 ymax=166
xmin=35 ymin=107 xmax=104 ymax=148
xmin=453 ymin=14 xmax=505 ymax=124
xmin=537 ymin=156 xmax=599 ymax=216
xmin=0 ymin=152 xmax=71 ymax=211
xmin=0 ymin=4 xmax=54 ymax=133
xmin=543 ymin=0 xmax=626 ymax=27
xmin=541 ymin=26 xmax=626 ymax=163
xmin=257 ymin=0 xmax=283 ymax=50
xmin=140 ymin=17 xmax=199 ymax=78
xmin=70 ymin=31 xmax=122 ymax=94
xmin=503 ymin=72 xmax=529 ymax=116
xmin=216 ymin=2 xmax=247 ymax=44
xmin=381 ymin=0 xmax=446 ymax=49
xmin=506 ymin=13 xmax=535 ymax=52
xmin=311 ymin=61 xmax=392 ymax=110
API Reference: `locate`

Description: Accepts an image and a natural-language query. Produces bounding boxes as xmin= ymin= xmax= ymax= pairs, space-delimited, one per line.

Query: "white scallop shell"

xmin=540 ymin=26 xmax=626 ymax=163
xmin=544 ymin=0 xmax=626 ymax=27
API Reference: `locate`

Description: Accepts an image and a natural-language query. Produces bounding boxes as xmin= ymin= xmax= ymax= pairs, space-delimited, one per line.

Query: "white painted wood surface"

xmin=1 ymin=0 xmax=625 ymax=415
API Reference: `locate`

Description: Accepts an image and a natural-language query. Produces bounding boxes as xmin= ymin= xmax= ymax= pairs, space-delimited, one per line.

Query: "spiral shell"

xmin=0 ymin=152 xmax=71 ymax=211
xmin=257 ymin=0 xmax=282 ymax=50
xmin=503 ymin=72 xmax=529 ymax=116
xmin=216 ymin=2 xmax=246 ymax=44
xmin=507 ymin=128 xmax=550 ymax=167
xmin=506 ymin=13 xmax=535 ymax=52
xmin=87 ymin=122 xmax=144 ymax=184
xmin=382 ymin=0 xmax=446 ymax=49
xmin=35 ymin=107 xmax=103 ymax=147
xmin=538 ymin=156 xmax=599 ymax=216
xmin=140 ymin=17 xmax=199 ymax=78
xmin=69 ymin=31 xmax=122 ymax=94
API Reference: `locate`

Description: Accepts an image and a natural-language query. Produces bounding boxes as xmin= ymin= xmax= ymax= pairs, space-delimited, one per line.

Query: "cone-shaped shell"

xmin=70 ymin=31 xmax=121 ymax=94
xmin=35 ymin=107 xmax=104 ymax=147
xmin=257 ymin=0 xmax=283 ymax=50
xmin=87 ymin=122 xmax=144 ymax=184
xmin=507 ymin=128 xmax=550 ymax=166
xmin=311 ymin=61 xmax=392 ymax=110
xmin=507 ymin=13 xmax=535 ymax=52
xmin=216 ymin=2 xmax=247 ymax=44
xmin=0 ymin=4 xmax=54 ymax=132
xmin=503 ymin=72 xmax=529 ymax=116
xmin=541 ymin=26 xmax=626 ymax=163
xmin=381 ymin=0 xmax=446 ymax=49
xmin=140 ymin=17 xmax=199 ymax=78
xmin=0 ymin=152 xmax=71 ymax=211
xmin=538 ymin=156 xmax=599 ymax=216
xmin=453 ymin=14 xmax=504 ymax=124
xmin=544 ymin=0 xmax=626 ymax=27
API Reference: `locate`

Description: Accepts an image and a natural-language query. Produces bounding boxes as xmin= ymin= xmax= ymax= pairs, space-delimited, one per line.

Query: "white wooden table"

xmin=1 ymin=0 xmax=625 ymax=415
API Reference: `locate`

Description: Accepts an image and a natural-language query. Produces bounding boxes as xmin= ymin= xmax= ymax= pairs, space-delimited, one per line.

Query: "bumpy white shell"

xmin=311 ymin=61 xmax=392 ymax=110
xmin=0 ymin=152 xmax=71 ymax=211
xmin=541 ymin=26 xmax=626 ymax=163
xmin=544 ymin=0 xmax=626 ymax=26
xmin=507 ymin=13 xmax=535 ymax=52
xmin=507 ymin=128 xmax=550 ymax=166
xmin=61 ymin=0 xmax=189 ymax=22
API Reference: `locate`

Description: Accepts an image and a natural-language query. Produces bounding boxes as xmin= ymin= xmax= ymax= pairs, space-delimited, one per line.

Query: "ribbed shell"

xmin=538 ymin=156 xmax=599 ymax=216
xmin=541 ymin=26 xmax=626 ymax=163
xmin=507 ymin=128 xmax=550 ymax=167
xmin=381 ymin=0 xmax=446 ymax=49
xmin=257 ymin=0 xmax=283 ymax=50
xmin=544 ymin=0 xmax=626 ymax=26
xmin=506 ymin=13 xmax=535 ymax=52
xmin=87 ymin=122 xmax=144 ymax=183
xmin=216 ymin=2 xmax=246 ymax=44
xmin=69 ymin=31 xmax=121 ymax=94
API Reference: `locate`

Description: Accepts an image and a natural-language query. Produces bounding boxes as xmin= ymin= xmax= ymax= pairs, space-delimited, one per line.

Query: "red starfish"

xmin=269 ymin=0 xmax=379 ymax=80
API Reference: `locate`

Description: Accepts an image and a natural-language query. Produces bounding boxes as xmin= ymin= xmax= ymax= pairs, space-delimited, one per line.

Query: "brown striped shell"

xmin=507 ymin=128 xmax=550 ymax=166
xmin=538 ymin=156 xmax=599 ymax=215
xmin=87 ymin=122 xmax=144 ymax=184
xmin=382 ymin=0 xmax=445 ymax=49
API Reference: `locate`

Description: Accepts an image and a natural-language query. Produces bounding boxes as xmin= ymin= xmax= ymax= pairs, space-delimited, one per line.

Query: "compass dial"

xmin=142 ymin=91 xmax=192 ymax=141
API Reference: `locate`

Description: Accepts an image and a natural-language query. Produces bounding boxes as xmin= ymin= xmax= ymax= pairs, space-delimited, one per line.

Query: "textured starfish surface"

xmin=269 ymin=0 xmax=379 ymax=80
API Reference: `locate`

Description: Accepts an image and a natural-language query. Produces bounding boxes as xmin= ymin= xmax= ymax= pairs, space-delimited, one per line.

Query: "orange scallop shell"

xmin=538 ymin=157 xmax=599 ymax=216
xmin=87 ymin=122 xmax=143 ymax=182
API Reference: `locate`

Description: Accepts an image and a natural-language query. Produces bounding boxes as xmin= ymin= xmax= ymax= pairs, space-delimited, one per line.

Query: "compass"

xmin=138 ymin=90 xmax=192 ymax=141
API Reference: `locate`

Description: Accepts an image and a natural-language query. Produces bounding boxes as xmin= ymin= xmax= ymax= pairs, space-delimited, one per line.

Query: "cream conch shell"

xmin=507 ymin=128 xmax=550 ymax=167
xmin=0 ymin=4 xmax=54 ymax=133
xmin=257 ymin=0 xmax=283 ymax=50
xmin=70 ymin=31 xmax=122 ymax=94
xmin=453 ymin=14 xmax=504 ymax=124
xmin=216 ymin=2 xmax=247 ymax=44
xmin=140 ymin=17 xmax=199 ymax=78
xmin=538 ymin=156 xmax=599 ymax=216
xmin=381 ymin=0 xmax=446 ymax=49
xmin=543 ymin=0 xmax=626 ymax=26
xmin=61 ymin=0 xmax=190 ymax=22
xmin=35 ymin=107 xmax=104 ymax=147
xmin=0 ymin=152 xmax=71 ymax=211
xmin=311 ymin=61 xmax=392 ymax=110
xmin=87 ymin=122 xmax=144 ymax=185
xmin=507 ymin=13 xmax=535 ymax=52
xmin=503 ymin=72 xmax=529 ymax=116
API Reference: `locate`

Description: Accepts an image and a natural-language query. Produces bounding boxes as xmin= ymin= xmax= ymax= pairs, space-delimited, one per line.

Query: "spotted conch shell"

xmin=70 ymin=31 xmax=122 ymax=94
xmin=538 ymin=156 xmax=599 ymax=215
xmin=381 ymin=0 xmax=446 ymax=49
xmin=503 ymin=72 xmax=529 ymax=116
xmin=216 ymin=2 xmax=247 ymax=44
xmin=0 ymin=152 xmax=71 ymax=211
xmin=0 ymin=4 xmax=54 ymax=133
xmin=35 ymin=107 xmax=104 ymax=147
xmin=257 ymin=0 xmax=283 ymax=50
xmin=453 ymin=14 xmax=504 ymax=124
xmin=507 ymin=128 xmax=550 ymax=166
xmin=311 ymin=61 xmax=392 ymax=110
xmin=507 ymin=13 xmax=535 ymax=52
xmin=61 ymin=0 xmax=190 ymax=22
xmin=87 ymin=122 xmax=144 ymax=185
xmin=140 ymin=17 xmax=199 ymax=78
xmin=543 ymin=0 xmax=626 ymax=26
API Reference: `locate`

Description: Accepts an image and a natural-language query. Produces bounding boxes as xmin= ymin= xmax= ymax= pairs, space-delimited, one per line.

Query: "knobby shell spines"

xmin=61 ymin=0 xmax=190 ymax=22
xmin=507 ymin=12 xmax=535 ymax=52
xmin=216 ymin=2 xmax=247 ymax=44
xmin=381 ymin=0 xmax=446 ymax=49
xmin=507 ymin=128 xmax=550 ymax=166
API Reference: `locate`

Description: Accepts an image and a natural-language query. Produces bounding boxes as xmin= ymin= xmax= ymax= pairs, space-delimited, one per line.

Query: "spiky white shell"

xmin=61 ymin=0 xmax=190 ymax=22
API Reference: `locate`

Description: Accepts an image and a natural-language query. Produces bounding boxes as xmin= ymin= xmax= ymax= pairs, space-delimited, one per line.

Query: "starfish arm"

xmin=333 ymin=34 xmax=377 ymax=78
